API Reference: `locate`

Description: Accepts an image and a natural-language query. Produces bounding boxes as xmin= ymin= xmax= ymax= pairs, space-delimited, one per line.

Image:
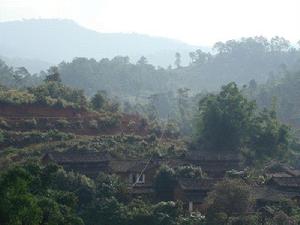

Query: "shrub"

xmin=47 ymin=129 xmax=74 ymax=141
xmin=88 ymin=120 xmax=98 ymax=129
xmin=206 ymin=179 xmax=252 ymax=218
xmin=0 ymin=118 xmax=10 ymax=129
xmin=165 ymin=121 xmax=180 ymax=138
xmin=53 ymin=98 xmax=67 ymax=108
xmin=0 ymin=90 xmax=36 ymax=105
xmin=270 ymin=211 xmax=296 ymax=225
xmin=56 ymin=119 xmax=70 ymax=129
xmin=127 ymin=120 xmax=136 ymax=131
xmin=74 ymin=120 xmax=84 ymax=129
xmin=91 ymin=91 xmax=105 ymax=110
xmin=0 ymin=130 xmax=4 ymax=144
xmin=175 ymin=165 xmax=203 ymax=180
xmin=23 ymin=118 xmax=37 ymax=129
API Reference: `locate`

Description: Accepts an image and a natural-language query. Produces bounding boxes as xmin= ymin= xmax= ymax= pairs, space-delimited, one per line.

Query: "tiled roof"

xmin=252 ymin=186 xmax=300 ymax=201
xmin=270 ymin=177 xmax=300 ymax=188
xmin=266 ymin=172 xmax=292 ymax=178
xmin=177 ymin=178 xmax=220 ymax=191
xmin=185 ymin=151 xmax=241 ymax=161
xmin=129 ymin=186 xmax=155 ymax=194
xmin=264 ymin=162 xmax=300 ymax=177
xmin=44 ymin=151 xmax=112 ymax=163
xmin=164 ymin=159 xmax=190 ymax=168
xmin=109 ymin=160 xmax=158 ymax=173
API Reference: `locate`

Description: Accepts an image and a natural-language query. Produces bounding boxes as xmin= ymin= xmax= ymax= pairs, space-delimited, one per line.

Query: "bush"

xmin=0 ymin=89 xmax=36 ymax=105
xmin=175 ymin=165 xmax=203 ymax=179
xmin=206 ymin=211 xmax=228 ymax=225
xmin=91 ymin=91 xmax=106 ymax=110
xmin=229 ymin=214 xmax=259 ymax=225
xmin=0 ymin=130 xmax=4 ymax=144
xmin=96 ymin=115 xmax=120 ymax=130
xmin=23 ymin=118 xmax=37 ymax=129
xmin=56 ymin=119 xmax=70 ymax=129
xmin=270 ymin=211 xmax=296 ymax=225
xmin=165 ymin=121 xmax=180 ymax=138
xmin=0 ymin=118 xmax=10 ymax=129
xmin=47 ymin=129 xmax=74 ymax=141
xmin=127 ymin=120 xmax=136 ymax=131
xmin=149 ymin=122 xmax=162 ymax=137
xmin=206 ymin=179 xmax=252 ymax=218
xmin=88 ymin=120 xmax=98 ymax=129
xmin=74 ymin=120 xmax=84 ymax=129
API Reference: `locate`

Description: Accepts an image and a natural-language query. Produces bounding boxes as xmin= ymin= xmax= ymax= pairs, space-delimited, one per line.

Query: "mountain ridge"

xmin=0 ymin=19 xmax=205 ymax=72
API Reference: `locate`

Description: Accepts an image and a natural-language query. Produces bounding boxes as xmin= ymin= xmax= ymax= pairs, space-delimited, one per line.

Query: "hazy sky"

xmin=0 ymin=0 xmax=299 ymax=46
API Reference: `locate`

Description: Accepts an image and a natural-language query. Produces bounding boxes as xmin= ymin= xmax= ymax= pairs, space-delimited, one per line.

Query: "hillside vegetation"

xmin=1 ymin=34 xmax=300 ymax=225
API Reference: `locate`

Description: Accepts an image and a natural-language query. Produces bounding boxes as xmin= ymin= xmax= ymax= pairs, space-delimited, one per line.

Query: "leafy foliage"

xmin=0 ymin=163 xmax=204 ymax=225
xmin=28 ymin=81 xmax=87 ymax=108
xmin=195 ymin=82 xmax=290 ymax=162
xmin=196 ymin=82 xmax=256 ymax=152
xmin=55 ymin=37 xmax=300 ymax=98
xmin=91 ymin=91 xmax=106 ymax=110
xmin=205 ymin=179 xmax=252 ymax=225
xmin=245 ymin=70 xmax=300 ymax=139
xmin=0 ymin=59 xmax=42 ymax=88
xmin=0 ymin=164 xmax=84 ymax=225
xmin=175 ymin=165 xmax=204 ymax=180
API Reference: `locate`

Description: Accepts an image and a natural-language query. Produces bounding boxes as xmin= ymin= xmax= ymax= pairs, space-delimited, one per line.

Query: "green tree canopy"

xmin=205 ymin=179 xmax=252 ymax=225
xmin=195 ymin=82 xmax=290 ymax=162
xmin=45 ymin=66 xmax=62 ymax=83
xmin=196 ymin=82 xmax=256 ymax=152
xmin=91 ymin=91 xmax=106 ymax=110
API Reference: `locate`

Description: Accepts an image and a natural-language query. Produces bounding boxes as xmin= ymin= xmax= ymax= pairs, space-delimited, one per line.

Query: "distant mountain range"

xmin=0 ymin=55 xmax=52 ymax=73
xmin=0 ymin=19 xmax=205 ymax=72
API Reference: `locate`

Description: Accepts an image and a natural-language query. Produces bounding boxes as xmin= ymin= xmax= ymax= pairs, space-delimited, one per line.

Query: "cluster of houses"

xmin=42 ymin=150 xmax=300 ymax=212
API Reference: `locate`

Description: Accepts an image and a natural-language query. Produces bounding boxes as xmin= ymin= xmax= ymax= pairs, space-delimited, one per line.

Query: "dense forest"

xmin=2 ymin=36 xmax=300 ymax=136
xmin=245 ymin=70 xmax=300 ymax=137
xmin=54 ymin=36 xmax=300 ymax=97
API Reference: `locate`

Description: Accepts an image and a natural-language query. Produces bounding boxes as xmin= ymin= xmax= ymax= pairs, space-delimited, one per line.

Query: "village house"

xmin=41 ymin=151 xmax=300 ymax=213
xmin=264 ymin=163 xmax=300 ymax=193
xmin=42 ymin=151 xmax=161 ymax=197
xmin=254 ymin=164 xmax=300 ymax=208
xmin=184 ymin=151 xmax=242 ymax=178
xmin=174 ymin=178 xmax=220 ymax=212
xmin=42 ymin=151 xmax=112 ymax=178
xmin=108 ymin=159 xmax=160 ymax=197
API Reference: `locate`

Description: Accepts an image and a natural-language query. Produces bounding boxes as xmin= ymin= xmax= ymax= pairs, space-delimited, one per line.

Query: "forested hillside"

xmin=3 ymin=0 xmax=300 ymax=224
xmin=55 ymin=37 xmax=300 ymax=98
xmin=245 ymin=70 xmax=300 ymax=137
xmin=2 ymin=34 xmax=300 ymax=225
xmin=175 ymin=37 xmax=300 ymax=90
xmin=1 ymin=75 xmax=299 ymax=225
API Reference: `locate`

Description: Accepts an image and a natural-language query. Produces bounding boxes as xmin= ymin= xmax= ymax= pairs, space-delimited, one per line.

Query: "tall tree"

xmin=196 ymin=82 xmax=256 ymax=152
xmin=189 ymin=52 xmax=196 ymax=64
xmin=91 ymin=91 xmax=106 ymax=110
xmin=137 ymin=56 xmax=148 ymax=65
xmin=44 ymin=66 xmax=61 ymax=83
xmin=206 ymin=179 xmax=252 ymax=225
xmin=196 ymin=82 xmax=290 ymax=162
xmin=174 ymin=52 xmax=181 ymax=69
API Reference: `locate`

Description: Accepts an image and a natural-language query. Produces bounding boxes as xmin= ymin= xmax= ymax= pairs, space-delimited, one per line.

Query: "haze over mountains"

xmin=0 ymin=19 xmax=202 ymax=72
